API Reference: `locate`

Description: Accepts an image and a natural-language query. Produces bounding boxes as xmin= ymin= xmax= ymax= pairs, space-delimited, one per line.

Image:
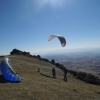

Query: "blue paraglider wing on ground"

xmin=0 ymin=58 xmax=22 ymax=82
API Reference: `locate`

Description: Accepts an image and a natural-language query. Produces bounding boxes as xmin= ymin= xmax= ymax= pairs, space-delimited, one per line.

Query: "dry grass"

xmin=0 ymin=55 xmax=100 ymax=100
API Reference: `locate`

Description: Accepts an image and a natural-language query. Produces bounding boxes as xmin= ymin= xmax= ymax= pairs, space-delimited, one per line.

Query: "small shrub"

xmin=37 ymin=55 xmax=41 ymax=59
xmin=51 ymin=59 xmax=55 ymax=64
xmin=77 ymin=72 xmax=87 ymax=81
xmin=85 ymin=73 xmax=100 ymax=85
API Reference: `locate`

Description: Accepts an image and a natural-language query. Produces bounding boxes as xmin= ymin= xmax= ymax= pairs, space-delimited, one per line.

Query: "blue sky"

xmin=0 ymin=0 xmax=100 ymax=55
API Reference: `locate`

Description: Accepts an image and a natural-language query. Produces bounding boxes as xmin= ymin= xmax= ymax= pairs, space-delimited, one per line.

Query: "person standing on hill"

xmin=63 ymin=68 xmax=67 ymax=82
xmin=52 ymin=67 xmax=56 ymax=78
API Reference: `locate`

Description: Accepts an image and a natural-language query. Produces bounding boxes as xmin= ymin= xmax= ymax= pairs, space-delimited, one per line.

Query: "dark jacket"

xmin=52 ymin=67 xmax=55 ymax=74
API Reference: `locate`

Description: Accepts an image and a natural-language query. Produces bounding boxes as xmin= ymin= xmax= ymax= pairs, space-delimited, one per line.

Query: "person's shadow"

xmin=40 ymin=73 xmax=53 ymax=78
xmin=0 ymin=75 xmax=8 ymax=83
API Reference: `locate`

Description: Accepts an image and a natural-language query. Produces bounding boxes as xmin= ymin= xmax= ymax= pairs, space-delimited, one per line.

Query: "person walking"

xmin=63 ymin=68 xmax=67 ymax=82
xmin=52 ymin=67 xmax=56 ymax=78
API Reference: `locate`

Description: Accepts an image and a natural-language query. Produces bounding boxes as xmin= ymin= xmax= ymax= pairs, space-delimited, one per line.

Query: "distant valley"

xmin=43 ymin=49 xmax=100 ymax=78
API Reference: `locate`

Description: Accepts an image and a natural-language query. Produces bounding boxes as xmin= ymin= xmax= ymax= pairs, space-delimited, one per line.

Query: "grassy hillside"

xmin=0 ymin=55 xmax=100 ymax=100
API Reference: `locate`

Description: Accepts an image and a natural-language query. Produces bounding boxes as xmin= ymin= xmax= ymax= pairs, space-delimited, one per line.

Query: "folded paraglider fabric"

xmin=0 ymin=58 xmax=22 ymax=83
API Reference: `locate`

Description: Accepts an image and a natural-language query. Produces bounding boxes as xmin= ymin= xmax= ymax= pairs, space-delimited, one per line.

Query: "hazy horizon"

xmin=41 ymin=47 xmax=100 ymax=56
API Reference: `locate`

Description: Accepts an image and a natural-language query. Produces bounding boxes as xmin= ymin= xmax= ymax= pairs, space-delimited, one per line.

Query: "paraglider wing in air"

xmin=48 ymin=34 xmax=66 ymax=47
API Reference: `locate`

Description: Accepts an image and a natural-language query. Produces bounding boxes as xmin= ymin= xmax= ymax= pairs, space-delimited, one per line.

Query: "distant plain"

xmin=44 ymin=49 xmax=100 ymax=78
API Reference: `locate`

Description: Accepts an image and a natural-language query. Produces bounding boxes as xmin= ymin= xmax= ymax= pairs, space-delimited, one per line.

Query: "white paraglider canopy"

xmin=48 ymin=34 xmax=66 ymax=47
